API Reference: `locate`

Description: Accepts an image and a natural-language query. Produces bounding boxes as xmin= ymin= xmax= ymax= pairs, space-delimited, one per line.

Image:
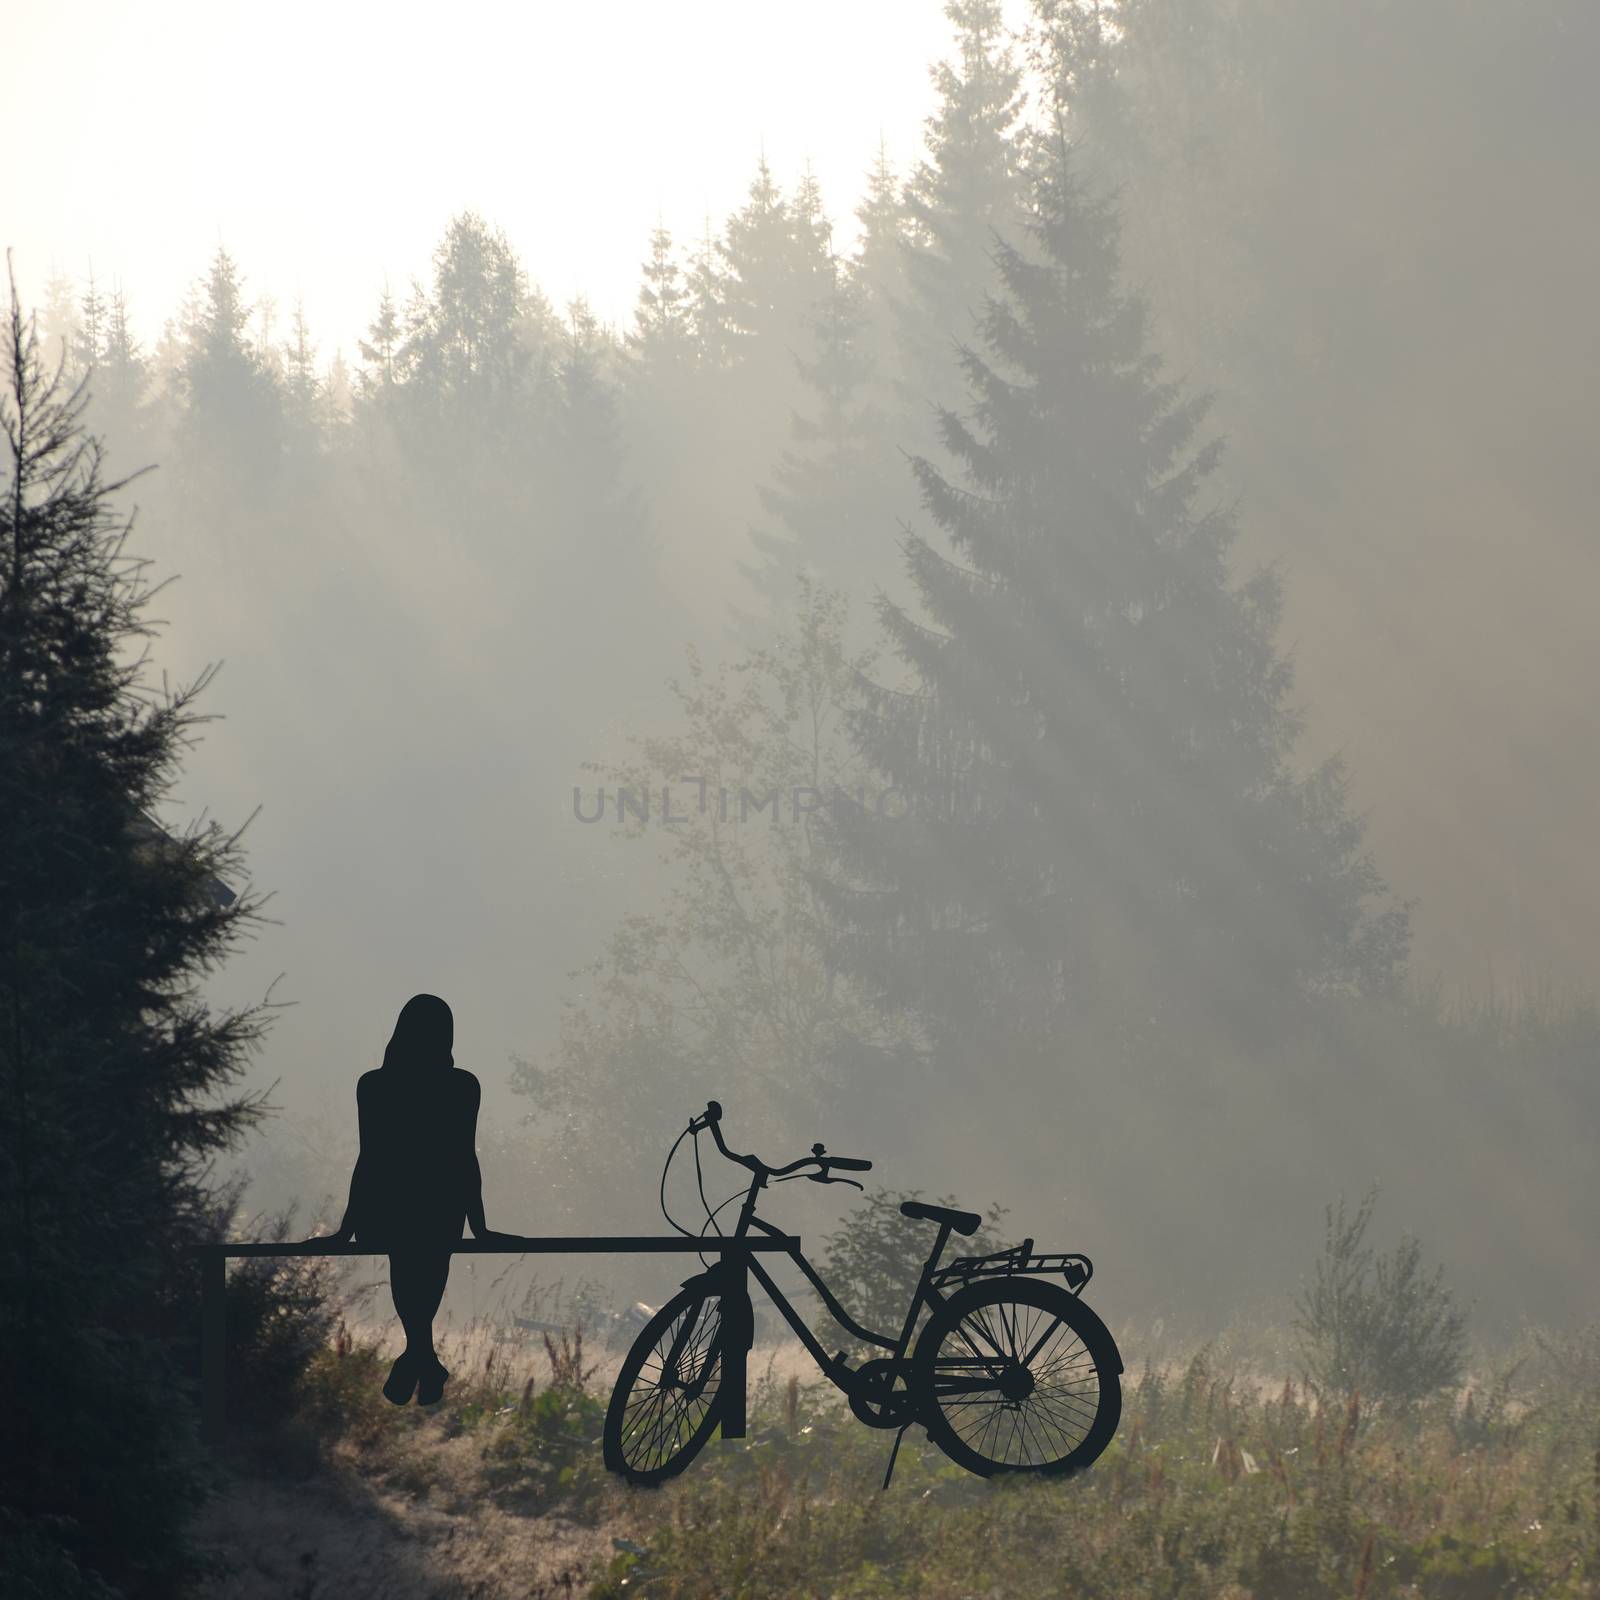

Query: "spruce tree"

xmin=684 ymin=214 xmax=730 ymax=370
xmin=89 ymin=286 xmax=151 ymax=472
xmin=627 ymin=221 xmax=693 ymax=374
xmin=849 ymin=139 xmax=915 ymax=408
xmin=718 ymin=155 xmax=835 ymax=389
xmin=1 ymin=267 xmax=268 ymax=1594
xmin=74 ymin=269 xmax=106 ymax=378
xmin=897 ymin=0 xmax=1030 ymax=431
xmin=281 ymin=297 xmax=323 ymax=476
xmin=743 ymin=261 xmax=908 ymax=643
xmin=356 ymin=280 xmax=402 ymax=396
xmin=396 ymin=211 xmax=551 ymax=449
xmin=547 ymin=300 xmax=659 ymax=691
xmin=822 ymin=134 xmax=1408 ymax=1101
xmin=176 ymin=246 xmax=285 ymax=500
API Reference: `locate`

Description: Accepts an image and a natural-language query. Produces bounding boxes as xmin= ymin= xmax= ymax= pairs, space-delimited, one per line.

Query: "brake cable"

xmin=691 ymin=1126 xmax=719 ymax=1233
xmin=659 ymin=1123 xmax=698 ymax=1239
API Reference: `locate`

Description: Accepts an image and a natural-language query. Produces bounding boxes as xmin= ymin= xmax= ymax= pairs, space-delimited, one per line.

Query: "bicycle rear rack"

xmin=929 ymin=1238 xmax=1093 ymax=1294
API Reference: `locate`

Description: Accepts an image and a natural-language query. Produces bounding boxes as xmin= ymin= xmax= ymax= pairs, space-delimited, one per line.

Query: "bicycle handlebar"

xmin=691 ymin=1101 xmax=873 ymax=1179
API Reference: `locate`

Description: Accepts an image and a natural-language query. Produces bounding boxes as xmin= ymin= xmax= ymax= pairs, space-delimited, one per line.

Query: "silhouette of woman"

xmin=317 ymin=994 xmax=495 ymax=1405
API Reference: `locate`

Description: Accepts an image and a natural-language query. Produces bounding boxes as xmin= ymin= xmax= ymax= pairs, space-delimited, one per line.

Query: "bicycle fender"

xmin=679 ymin=1260 xmax=755 ymax=1345
xmin=917 ymin=1278 xmax=1124 ymax=1376
xmin=1060 ymin=1293 xmax=1123 ymax=1374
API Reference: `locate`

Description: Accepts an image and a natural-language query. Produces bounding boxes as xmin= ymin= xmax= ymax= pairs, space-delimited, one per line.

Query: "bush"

xmin=814 ymin=1186 xmax=1010 ymax=1348
xmin=1295 ymin=1186 xmax=1468 ymax=1407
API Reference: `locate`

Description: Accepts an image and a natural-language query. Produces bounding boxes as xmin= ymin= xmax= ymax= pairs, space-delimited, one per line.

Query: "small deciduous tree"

xmin=815 ymin=1185 xmax=1010 ymax=1350
xmin=1295 ymin=1187 xmax=1468 ymax=1407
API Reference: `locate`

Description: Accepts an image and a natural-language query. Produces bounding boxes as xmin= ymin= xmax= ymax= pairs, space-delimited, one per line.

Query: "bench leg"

xmin=721 ymin=1254 xmax=748 ymax=1441
xmin=201 ymin=1248 xmax=226 ymax=1446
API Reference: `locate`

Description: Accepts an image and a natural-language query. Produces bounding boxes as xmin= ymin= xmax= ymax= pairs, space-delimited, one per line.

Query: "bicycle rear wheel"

xmin=913 ymin=1275 xmax=1121 ymax=1476
xmin=603 ymin=1285 xmax=725 ymax=1485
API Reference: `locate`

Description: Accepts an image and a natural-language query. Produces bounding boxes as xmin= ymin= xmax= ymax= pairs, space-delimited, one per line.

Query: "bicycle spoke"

xmin=617 ymin=1297 xmax=723 ymax=1471
xmin=931 ymin=1289 xmax=1106 ymax=1467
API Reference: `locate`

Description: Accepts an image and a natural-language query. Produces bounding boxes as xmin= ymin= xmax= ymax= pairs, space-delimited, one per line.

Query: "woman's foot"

xmin=383 ymin=1350 xmax=420 ymax=1405
xmin=415 ymin=1355 xmax=450 ymax=1407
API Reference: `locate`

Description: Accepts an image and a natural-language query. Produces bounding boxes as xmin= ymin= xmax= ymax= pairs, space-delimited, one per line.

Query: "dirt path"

xmin=192 ymin=1438 xmax=618 ymax=1600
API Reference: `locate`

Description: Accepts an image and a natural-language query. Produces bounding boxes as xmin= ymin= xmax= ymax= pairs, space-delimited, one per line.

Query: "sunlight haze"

xmin=7 ymin=0 xmax=1025 ymax=351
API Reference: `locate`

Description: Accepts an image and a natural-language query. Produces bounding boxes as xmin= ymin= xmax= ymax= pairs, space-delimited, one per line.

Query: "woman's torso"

xmin=356 ymin=1068 xmax=475 ymax=1247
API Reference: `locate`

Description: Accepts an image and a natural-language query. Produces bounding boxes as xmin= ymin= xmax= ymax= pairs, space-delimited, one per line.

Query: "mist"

xmin=9 ymin=0 xmax=1598 ymax=1348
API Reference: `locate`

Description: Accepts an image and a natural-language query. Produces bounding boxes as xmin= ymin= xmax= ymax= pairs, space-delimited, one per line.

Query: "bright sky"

xmin=7 ymin=0 xmax=1032 ymax=362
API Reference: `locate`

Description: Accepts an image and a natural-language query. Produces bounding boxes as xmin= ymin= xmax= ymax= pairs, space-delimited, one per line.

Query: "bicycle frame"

xmin=673 ymin=1172 xmax=969 ymax=1400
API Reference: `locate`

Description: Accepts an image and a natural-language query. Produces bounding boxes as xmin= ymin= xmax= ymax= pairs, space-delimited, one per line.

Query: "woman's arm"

xmin=462 ymin=1073 xmax=490 ymax=1238
xmin=317 ymin=1075 xmax=374 ymax=1243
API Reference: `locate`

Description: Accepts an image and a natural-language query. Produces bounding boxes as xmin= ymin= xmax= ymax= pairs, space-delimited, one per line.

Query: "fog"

xmin=8 ymin=0 xmax=1597 ymax=1338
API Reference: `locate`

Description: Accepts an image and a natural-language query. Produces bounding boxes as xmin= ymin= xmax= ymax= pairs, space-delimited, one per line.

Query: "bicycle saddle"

xmin=900 ymin=1200 xmax=982 ymax=1236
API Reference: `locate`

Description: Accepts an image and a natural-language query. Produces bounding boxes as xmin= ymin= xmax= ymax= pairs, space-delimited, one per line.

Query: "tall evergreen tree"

xmin=39 ymin=262 xmax=80 ymax=378
xmin=627 ymin=221 xmax=693 ymax=374
xmin=822 ymin=133 xmax=1408 ymax=1102
xmin=684 ymin=213 xmax=730 ymax=369
xmin=545 ymin=299 xmax=664 ymax=726
xmin=89 ymin=286 xmax=151 ymax=471
xmin=849 ymin=138 xmax=915 ymax=406
xmin=744 ymin=261 xmax=909 ymax=642
xmin=175 ymin=246 xmax=285 ymax=500
xmin=396 ymin=211 xmax=552 ymax=448
xmin=1 ymin=268 xmax=268 ymax=1595
xmin=897 ymin=0 xmax=1030 ymax=431
xmin=719 ymin=155 xmax=835 ymax=381
xmin=357 ymin=280 xmax=402 ymax=396
xmin=277 ymin=296 xmax=329 ymax=492
xmin=74 ymin=269 xmax=107 ymax=378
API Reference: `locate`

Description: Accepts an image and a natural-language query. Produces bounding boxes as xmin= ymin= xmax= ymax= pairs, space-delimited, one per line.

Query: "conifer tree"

xmin=822 ymin=134 xmax=1408 ymax=1097
xmin=1 ymin=266 xmax=268 ymax=1596
xmin=897 ymin=0 xmax=1030 ymax=430
xmin=176 ymin=246 xmax=285 ymax=499
xmin=744 ymin=262 xmax=909 ymax=641
xmin=282 ymin=296 xmax=322 ymax=459
xmin=628 ymin=221 xmax=693 ymax=373
xmin=90 ymin=286 xmax=151 ymax=469
xmin=357 ymin=281 xmax=402 ymax=396
xmin=40 ymin=262 xmax=81 ymax=377
xmin=546 ymin=300 xmax=664 ymax=726
xmin=684 ymin=214 xmax=730 ymax=369
xmin=74 ymin=268 xmax=106 ymax=377
xmin=850 ymin=139 xmax=915 ymax=406
xmin=719 ymin=155 xmax=834 ymax=380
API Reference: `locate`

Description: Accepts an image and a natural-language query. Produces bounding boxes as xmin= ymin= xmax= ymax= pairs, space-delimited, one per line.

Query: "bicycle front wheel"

xmin=603 ymin=1285 xmax=725 ymax=1485
xmin=913 ymin=1276 xmax=1121 ymax=1477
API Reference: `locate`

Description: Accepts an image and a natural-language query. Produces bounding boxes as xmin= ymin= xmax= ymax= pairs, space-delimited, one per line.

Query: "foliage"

xmin=584 ymin=1343 xmax=1580 ymax=1600
xmin=0 ymin=268 xmax=270 ymax=1594
xmin=815 ymin=1184 xmax=1010 ymax=1347
xmin=219 ymin=1200 xmax=342 ymax=1428
xmin=816 ymin=123 xmax=1410 ymax=1196
xmin=513 ymin=580 xmax=927 ymax=1218
xmin=1295 ymin=1187 xmax=1469 ymax=1408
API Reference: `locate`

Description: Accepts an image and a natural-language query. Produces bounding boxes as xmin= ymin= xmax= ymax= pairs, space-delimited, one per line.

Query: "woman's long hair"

xmin=381 ymin=993 xmax=454 ymax=1075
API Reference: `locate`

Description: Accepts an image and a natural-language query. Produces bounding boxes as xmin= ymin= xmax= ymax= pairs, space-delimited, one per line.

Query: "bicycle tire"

xmin=603 ymin=1285 xmax=726 ymax=1485
xmin=912 ymin=1275 xmax=1121 ymax=1477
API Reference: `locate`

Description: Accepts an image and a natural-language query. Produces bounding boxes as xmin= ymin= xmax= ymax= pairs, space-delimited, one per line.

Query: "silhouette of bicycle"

xmin=604 ymin=1101 xmax=1123 ymax=1487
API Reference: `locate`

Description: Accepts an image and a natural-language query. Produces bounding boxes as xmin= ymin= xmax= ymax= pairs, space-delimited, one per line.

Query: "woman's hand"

xmin=300 ymin=1224 xmax=356 ymax=1251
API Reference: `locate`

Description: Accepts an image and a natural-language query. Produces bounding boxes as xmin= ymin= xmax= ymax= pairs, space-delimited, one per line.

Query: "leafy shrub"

xmin=1295 ymin=1187 xmax=1468 ymax=1406
xmin=814 ymin=1186 xmax=1010 ymax=1348
xmin=215 ymin=1200 xmax=342 ymax=1427
xmin=0 ymin=1509 xmax=120 ymax=1600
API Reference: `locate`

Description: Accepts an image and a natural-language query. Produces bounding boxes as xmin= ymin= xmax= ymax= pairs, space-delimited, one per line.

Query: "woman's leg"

xmin=389 ymin=1249 xmax=452 ymax=1360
